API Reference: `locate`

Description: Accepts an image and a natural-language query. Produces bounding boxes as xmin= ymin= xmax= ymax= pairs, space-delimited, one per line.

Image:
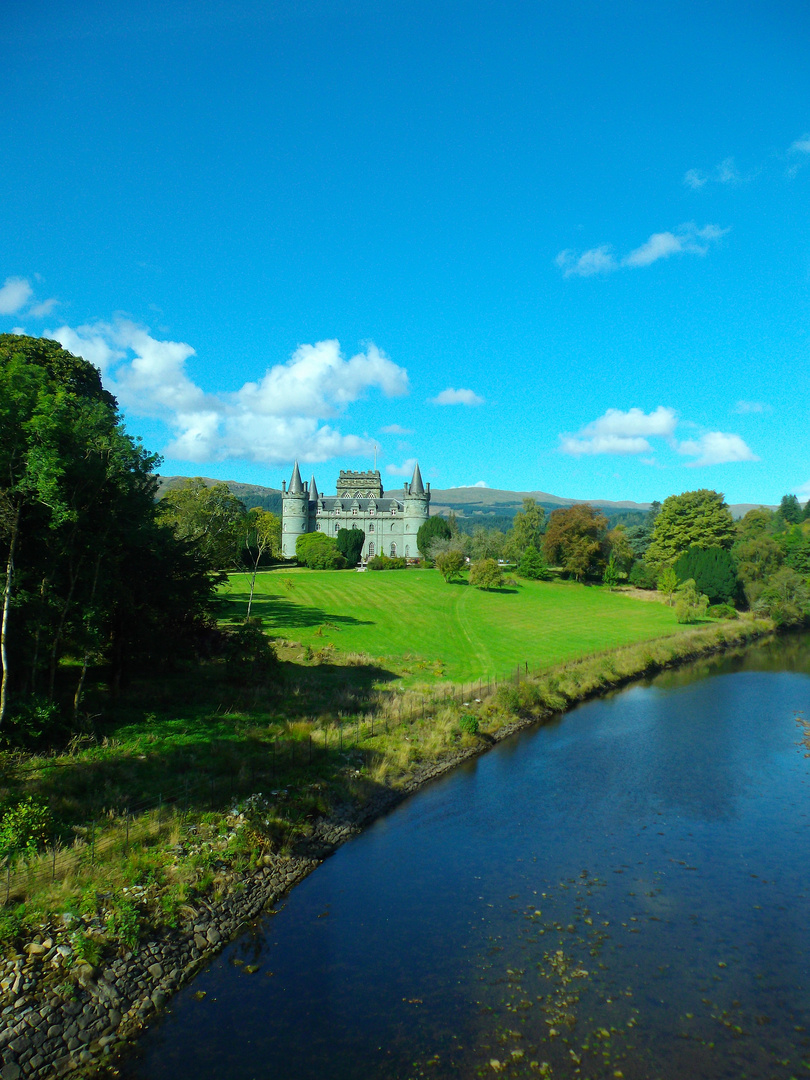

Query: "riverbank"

xmin=0 ymin=617 xmax=773 ymax=1079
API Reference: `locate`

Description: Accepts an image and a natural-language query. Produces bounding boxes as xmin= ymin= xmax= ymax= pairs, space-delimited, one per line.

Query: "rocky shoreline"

xmin=0 ymin=713 xmax=536 ymax=1080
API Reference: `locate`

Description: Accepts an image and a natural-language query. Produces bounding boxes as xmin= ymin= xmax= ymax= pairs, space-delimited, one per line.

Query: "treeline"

xmin=0 ymin=336 xmax=283 ymax=740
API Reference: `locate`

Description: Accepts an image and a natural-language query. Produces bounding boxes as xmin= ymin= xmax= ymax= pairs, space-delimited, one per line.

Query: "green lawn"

xmin=221 ymin=567 xmax=680 ymax=684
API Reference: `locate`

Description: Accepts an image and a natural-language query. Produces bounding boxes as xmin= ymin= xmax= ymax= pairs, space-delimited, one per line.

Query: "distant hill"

xmin=156 ymin=477 xmax=772 ymax=521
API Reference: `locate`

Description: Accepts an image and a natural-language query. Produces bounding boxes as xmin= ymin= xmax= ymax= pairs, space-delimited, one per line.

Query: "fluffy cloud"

xmin=0 ymin=275 xmax=58 ymax=317
xmin=449 ymin=480 xmax=488 ymax=489
xmin=560 ymin=406 xmax=756 ymax=467
xmin=560 ymin=407 xmax=677 ymax=456
xmin=48 ymin=321 xmax=409 ymax=466
xmin=429 ymin=387 xmax=484 ymax=406
xmin=386 ymin=457 xmax=418 ymax=477
xmin=381 ymin=423 xmax=413 ymax=435
xmin=677 ymin=432 xmax=758 ymax=467
xmin=557 ymin=224 xmax=726 ymax=277
xmin=0 ymin=277 xmax=33 ymax=315
xmin=790 ymin=133 xmax=810 ymax=154
xmin=683 ymin=169 xmax=707 ymax=189
xmin=684 ymin=157 xmax=744 ymax=188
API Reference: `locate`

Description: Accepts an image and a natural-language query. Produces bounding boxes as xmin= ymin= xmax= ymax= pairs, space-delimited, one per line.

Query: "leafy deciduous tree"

xmin=469 ymin=558 xmax=505 ymax=590
xmin=542 ymin=504 xmax=608 ymax=581
xmin=417 ymin=515 xmax=452 ymax=557
xmin=645 ymin=490 xmax=735 ymax=569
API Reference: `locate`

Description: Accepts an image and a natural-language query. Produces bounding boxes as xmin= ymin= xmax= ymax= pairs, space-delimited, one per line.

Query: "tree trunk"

xmin=0 ymin=505 xmax=21 ymax=726
xmin=73 ymin=551 xmax=103 ymax=721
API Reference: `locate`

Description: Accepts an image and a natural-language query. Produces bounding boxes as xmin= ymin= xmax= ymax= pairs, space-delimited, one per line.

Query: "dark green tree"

xmin=517 ymin=545 xmax=550 ymax=580
xmin=417 ymin=514 xmax=451 ymax=557
xmin=673 ymin=546 xmax=739 ymax=604
xmin=779 ymin=494 xmax=802 ymax=525
xmin=336 ymin=527 xmax=365 ymax=568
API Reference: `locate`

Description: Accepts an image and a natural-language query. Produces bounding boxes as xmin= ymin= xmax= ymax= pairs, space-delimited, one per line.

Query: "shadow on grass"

xmin=13 ymin=658 xmax=401 ymax=827
xmin=221 ymin=591 xmax=374 ymax=631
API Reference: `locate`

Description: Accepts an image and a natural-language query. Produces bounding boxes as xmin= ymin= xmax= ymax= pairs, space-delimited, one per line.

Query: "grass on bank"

xmin=0 ymin=599 xmax=770 ymax=957
xmin=220 ymin=567 xmax=681 ymax=684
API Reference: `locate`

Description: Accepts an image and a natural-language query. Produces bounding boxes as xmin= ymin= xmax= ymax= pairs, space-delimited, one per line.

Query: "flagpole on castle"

xmin=374 ymin=444 xmax=378 ymax=472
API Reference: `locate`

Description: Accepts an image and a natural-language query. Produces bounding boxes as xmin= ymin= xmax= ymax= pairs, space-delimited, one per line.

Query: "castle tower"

xmin=281 ymin=461 xmax=309 ymax=558
xmin=403 ymin=461 xmax=430 ymax=558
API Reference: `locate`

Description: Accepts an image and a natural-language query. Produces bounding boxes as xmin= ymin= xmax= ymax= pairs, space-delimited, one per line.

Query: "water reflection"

xmin=121 ymin=632 xmax=810 ymax=1080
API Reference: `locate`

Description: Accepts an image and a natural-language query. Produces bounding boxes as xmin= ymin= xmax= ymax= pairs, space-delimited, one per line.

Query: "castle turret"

xmin=308 ymin=475 xmax=319 ymax=503
xmin=403 ymin=460 xmax=430 ymax=558
xmin=282 ymin=461 xmax=309 ymax=558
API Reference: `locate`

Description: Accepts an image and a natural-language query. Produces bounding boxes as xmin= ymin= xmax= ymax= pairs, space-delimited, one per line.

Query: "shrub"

xmin=0 ymin=796 xmax=53 ymax=865
xmin=295 ymin=532 xmax=347 ymax=569
xmin=628 ymin=560 xmax=657 ymax=589
xmin=458 ymin=713 xmax=480 ymax=735
xmin=707 ymin=603 xmax=738 ymax=620
xmin=224 ymin=619 xmax=278 ymax=683
xmin=469 ymin=558 xmax=505 ymax=590
xmin=367 ymin=554 xmax=407 ymax=570
xmin=674 ymin=545 xmax=739 ymax=604
xmin=674 ymin=579 xmax=710 ymax=624
xmin=336 ymin=527 xmax=365 ymax=568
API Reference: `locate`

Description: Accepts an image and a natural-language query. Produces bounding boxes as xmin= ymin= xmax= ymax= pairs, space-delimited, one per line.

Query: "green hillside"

xmin=220 ymin=567 xmax=679 ymax=684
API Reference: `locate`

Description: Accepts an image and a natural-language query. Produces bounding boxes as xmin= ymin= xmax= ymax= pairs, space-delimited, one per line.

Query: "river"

xmin=121 ymin=632 xmax=810 ymax=1080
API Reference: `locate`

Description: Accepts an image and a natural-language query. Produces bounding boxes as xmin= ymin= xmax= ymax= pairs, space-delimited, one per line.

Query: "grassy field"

xmin=221 ymin=566 xmax=681 ymax=683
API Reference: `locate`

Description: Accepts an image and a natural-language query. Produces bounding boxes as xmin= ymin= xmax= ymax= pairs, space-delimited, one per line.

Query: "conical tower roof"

xmin=409 ymin=461 xmax=425 ymax=496
xmin=309 ymin=475 xmax=319 ymax=502
xmin=289 ymin=461 xmax=304 ymax=494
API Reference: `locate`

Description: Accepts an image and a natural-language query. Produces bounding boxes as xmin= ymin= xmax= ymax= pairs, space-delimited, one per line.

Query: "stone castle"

xmin=281 ymin=461 xmax=431 ymax=561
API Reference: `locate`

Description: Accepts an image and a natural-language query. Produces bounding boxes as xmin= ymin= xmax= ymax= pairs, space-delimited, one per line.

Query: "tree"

xmin=674 ymin=579 xmax=709 ymax=624
xmin=785 ymin=535 xmax=810 ymax=577
xmin=295 ymin=532 xmax=347 ymax=569
xmin=434 ymin=548 xmax=466 ymax=582
xmin=518 ymin=545 xmax=550 ymax=581
xmin=469 ymin=525 xmax=506 ymax=562
xmin=657 ymin=566 xmax=678 ymax=606
xmin=244 ymin=509 xmax=281 ymax=618
xmin=606 ymin=526 xmax=634 ymax=573
xmin=469 ymin=558 xmax=505 ymax=590
xmin=628 ymin=560 xmax=657 ymax=589
xmin=625 ymin=500 xmax=661 ymax=558
xmin=504 ymin=498 xmax=545 ymax=562
xmin=602 ymin=553 xmax=620 ymax=590
xmin=732 ymin=534 xmax=783 ymax=606
xmin=779 ymin=494 xmax=802 ymax=525
xmin=645 ymin=490 xmax=735 ymax=570
xmin=754 ymin=567 xmax=810 ymax=627
xmin=336 ymin=527 xmax=365 ymax=568
xmin=417 ymin=515 xmax=451 ymax=557
xmin=673 ymin=546 xmax=738 ymax=604
xmin=0 ymin=335 xmax=220 ymax=729
xmin=158 ymin=478 xmax=247 ymax=569
xmin=542 ymin=504 xmax=608 ymax=581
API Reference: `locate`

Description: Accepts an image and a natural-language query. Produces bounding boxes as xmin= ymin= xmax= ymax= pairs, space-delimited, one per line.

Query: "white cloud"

xmin=733 ymin=400 xmax=772 ymax=414
xmin=448 ymin=480 xmax=489 ymax=488
xmin=557 ymin=224 xmax=726 ymax=278
xmin=386 ymin=457 xmax=418 ymax=478
xmin=47 ymin=321 xmax=410 ymax=466
xmin=623 ymin=223 xmax=727 ymax=268
xmin=559 ymin=407 xmax=756 ymax=468
xmin=790 ymin=133 xmax=810 ymax=154
xmin=677 ymin=431 xmax=758 ymax=466
xmin=429 ymin=387 xmax=484 ymax=406
xmin=555 ymin=245 xmax=617 ymax=278
xmin=560 ymin=407 xmax=678 ymax=456
xmin=0 ymin=276 xmax=33 ymax=315
xmin=684 ymin=169 xmax=707 ymax=189
xmin=381 ymin=423 xmax=413 ymax=435
xmin=28 ymin=297 xmax=59 ymax=317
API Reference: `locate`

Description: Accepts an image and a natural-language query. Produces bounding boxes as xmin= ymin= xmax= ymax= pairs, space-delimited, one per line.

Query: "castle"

xmin=281 ymin=461 xmax=431 ymax=562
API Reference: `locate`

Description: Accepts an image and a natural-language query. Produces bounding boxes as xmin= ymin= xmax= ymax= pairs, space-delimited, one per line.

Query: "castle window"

xmin=391 ymin=506 xmax=397 ymax=515
xmin=368 ymin=542 xmax=375 ymax=556
xmin=391 ymin=523 xmax=395 ymax=531
xmin=352 ymin=507 xmax=358 ymax=516
xmin=369 ymin=523 xmax=374 ymax=532
xmin=369 ymin=506 xmax=376 ymax=515
xmin=405 ymin=524 xmax=409 ymax=531
xmin=390 ymin=542 xmax=397 ymax=557
xmin=405 ymin=545 xmax=410 ymax=557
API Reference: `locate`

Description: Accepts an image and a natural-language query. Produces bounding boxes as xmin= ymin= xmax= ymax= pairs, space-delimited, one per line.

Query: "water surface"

xmin=122 ymin=633 xmax=810 ymax=1080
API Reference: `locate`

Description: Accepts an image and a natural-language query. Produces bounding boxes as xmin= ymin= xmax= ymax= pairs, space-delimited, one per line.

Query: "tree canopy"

xmin=0 ymin=335 xmax=220 ymax=731
xmin=336 ymin=527 xmax=365 ymax=568
xmin=542 ymin=504 xmax=608 ymax=581
xmin=417 ymin=514 xmax=452 ymax=557
xmin=673 ymin=545 xmax=738 ymax=604
xmin=158 ymin=478 xmax=247 ymax=569
xmin=645 ymin=490 xmax=735 ymax=569
xmin=504 ymin=498 xmax=544 ymax=562
xmin=295 ymin=532 xmax=347 ymax=569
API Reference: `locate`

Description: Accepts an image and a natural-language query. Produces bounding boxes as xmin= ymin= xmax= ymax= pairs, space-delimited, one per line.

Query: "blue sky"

xmin=2 ymin=0 xmax=809 ymax=505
